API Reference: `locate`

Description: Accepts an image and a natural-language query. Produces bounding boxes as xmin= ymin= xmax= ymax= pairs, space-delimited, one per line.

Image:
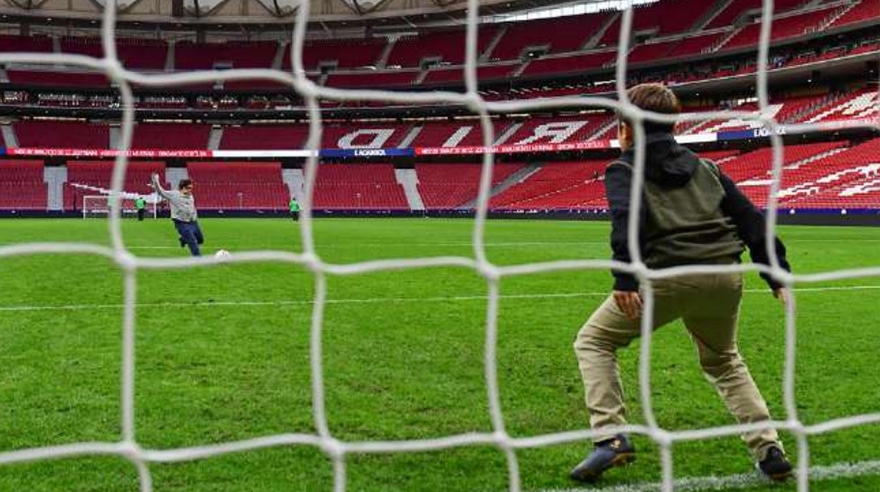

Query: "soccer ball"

xmin=215 ymin=249 xmax=230 ymax=258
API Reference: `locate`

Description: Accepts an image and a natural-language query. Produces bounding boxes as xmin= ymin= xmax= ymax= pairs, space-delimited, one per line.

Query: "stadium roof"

xmin=0 ymin=0 xmax=637 ymax=26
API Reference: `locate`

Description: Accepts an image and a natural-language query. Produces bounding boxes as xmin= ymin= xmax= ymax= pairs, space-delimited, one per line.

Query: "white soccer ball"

xmin=215 ymin=249 xmax=230 ymax=258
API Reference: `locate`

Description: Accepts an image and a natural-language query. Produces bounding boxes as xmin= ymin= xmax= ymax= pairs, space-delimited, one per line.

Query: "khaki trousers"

xmin=573 ymin=272 xmax=780 ymax=460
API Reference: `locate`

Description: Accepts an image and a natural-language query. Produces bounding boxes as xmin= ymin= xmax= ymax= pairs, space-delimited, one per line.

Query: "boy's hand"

xmin=773 ymin=288 xmax=790 ymax=307
xmin=613 ymin=290 xmax=642 ymax=320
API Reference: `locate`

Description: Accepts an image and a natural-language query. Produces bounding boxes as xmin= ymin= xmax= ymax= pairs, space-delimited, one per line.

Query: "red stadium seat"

xmin=0 ymin=160 xmax=47 ymax=210
xmin=490 ymin=161 xmax=608 ymax=210
xmin=186 ymin=162 xmax=288 ymax=211
xmin=314 ymin=164 xmax=408 ymax=210
xmin=416 ymin=163 xmax=523 ymax=209
xmin=14 ymin=121 xmax=109 ymax=149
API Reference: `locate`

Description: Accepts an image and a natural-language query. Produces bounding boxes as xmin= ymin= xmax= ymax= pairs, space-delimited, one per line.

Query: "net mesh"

xmin=82 ymin=195 xmax=156 ymax=219
xmin=0 ymin=1 xmax=878 ymax=491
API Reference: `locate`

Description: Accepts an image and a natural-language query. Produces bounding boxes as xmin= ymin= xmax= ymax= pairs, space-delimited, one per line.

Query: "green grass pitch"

xmin=0 ymin=217 xmax=878 ymax=491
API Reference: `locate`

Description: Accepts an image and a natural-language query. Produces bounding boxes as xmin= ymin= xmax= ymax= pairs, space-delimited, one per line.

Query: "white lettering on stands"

xmin=338 ymin=129 xmax=396 ymax=149
xmin=353 ymin=149 xmax=387 ymax=157
xmin=752 ymin=126 xmax=787 ymax=137
xmin=6 ymin=148 xmax=215 ymax=158
xmin=514 ymin=121 xmax=588 ymax=146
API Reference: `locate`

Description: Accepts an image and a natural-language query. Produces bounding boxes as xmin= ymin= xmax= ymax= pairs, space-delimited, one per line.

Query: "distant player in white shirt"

xmin=151 ymin=174 xmax=204 ymax=256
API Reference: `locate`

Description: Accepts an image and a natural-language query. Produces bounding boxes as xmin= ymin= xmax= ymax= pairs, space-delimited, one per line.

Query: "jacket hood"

xmin=620 ymin=132 xmax=701 ymax=188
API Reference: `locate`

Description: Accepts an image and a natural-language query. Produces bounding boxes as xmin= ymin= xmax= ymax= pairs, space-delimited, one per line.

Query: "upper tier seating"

xmin=283 ymin=38 xmax=387 ymax=70
xmin=410 ymin=120 xmax=511 ymax=148
xmin=220 ymin=125 xmax=310 ymax=150
xmin=522 ymin=51 xmax=616 ymax=77
xmin=131 ymin=123 xmax=211 ymax=150
xmin=387 ymin=27 xmax=498 ymax=67
xmin=666 ymin=33 xmax=727 ymax=58
xmin=320 ymin=123 xmax=411 ymax=149
xmin=490 ymin=13 xmax=610 ymax=60
xmin=324 ymin=71 xmax=417 ymax=88
xmin=829 ymin=0 xmax=880 ymax=28
xmin=175 ymin=41 xmax=278 ymax=70
xmin=14 ymin=121 xmax=109 ymax=148
xmin=60 ymin=37 xmax=169 ymax=70
xmin=724 ymin=6 xmax=841 ymax=50
xmin=502 ymin=115 xmax=614 ymax=146
xmin=706 ymin=0 xmax=812 ymax=28
xmin=422 ymin=64 xmax=518 ymax=84
xmin=0 ymin=34 xmax=52 ymax=52
xmin=630 ymin=0 xmax=717 ymax=34
xmin=7 ymin=70 xmax=110 ymax=88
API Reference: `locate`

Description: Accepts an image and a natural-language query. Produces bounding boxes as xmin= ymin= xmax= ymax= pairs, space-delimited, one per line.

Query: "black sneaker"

xmin=757 ymin=446 xmax=793 ymax=481
xmin=570 ymin=434 xmax=636 ymax=483
xmin=179 ymin=236 xmax=186 ymax=248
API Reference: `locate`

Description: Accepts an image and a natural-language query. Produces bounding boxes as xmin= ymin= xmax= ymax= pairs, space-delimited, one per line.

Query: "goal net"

xmin=82 ymin=195 xmax=157 ymax=219
xmin=0 ymin=0 xmax=877 ymax=491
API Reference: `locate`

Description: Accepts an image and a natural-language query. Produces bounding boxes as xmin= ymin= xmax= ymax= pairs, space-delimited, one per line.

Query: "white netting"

xmin=0 ymin=1 xmax=878 ymax=491
xmin=82 ymin=195 xmax=157 ymax=219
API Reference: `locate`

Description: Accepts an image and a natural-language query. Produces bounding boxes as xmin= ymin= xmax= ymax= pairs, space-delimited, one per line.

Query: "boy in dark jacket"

xmin=570 ymin=84 xmax=793 ymax=483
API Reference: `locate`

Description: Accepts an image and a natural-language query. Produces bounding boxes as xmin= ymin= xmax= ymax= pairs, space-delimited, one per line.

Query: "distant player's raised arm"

xmin=151 ymin=173 xmax=171 ymax=200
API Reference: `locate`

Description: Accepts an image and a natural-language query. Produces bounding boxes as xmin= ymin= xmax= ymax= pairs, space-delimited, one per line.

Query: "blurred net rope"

xmin=0 ymin=0 xmax=878 ymax=491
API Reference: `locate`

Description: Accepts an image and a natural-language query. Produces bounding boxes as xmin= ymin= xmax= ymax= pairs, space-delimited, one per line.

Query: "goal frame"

xmin=82 ymin=195 xmax=157 ymax=219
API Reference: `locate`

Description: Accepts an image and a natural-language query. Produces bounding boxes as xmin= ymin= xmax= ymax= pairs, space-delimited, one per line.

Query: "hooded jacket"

xmin=605 ymin=132 xmax=790 ymax=291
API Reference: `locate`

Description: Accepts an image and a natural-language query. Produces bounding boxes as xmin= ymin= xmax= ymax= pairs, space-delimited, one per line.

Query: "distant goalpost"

xmin=82 ymin=195 xmax=158 ymax=219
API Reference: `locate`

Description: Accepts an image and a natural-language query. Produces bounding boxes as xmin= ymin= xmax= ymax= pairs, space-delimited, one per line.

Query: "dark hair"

xmin=619 ymin=83 xmax=681 ymax=134
xmin=178 ymin=179 xmax=193 ymax=190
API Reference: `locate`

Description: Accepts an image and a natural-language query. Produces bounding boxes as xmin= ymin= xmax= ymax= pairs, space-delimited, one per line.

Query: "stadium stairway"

xmin=208 ymin=127 xmax=224 ymax=150
xmin=271 ymin=42 xmax=286 ymax=70
xmin=45 ymin=167 xmax=65 ymax=211
xmin=692 ymin=0 xmax=736 ymax=31
xmin=109 ymin=125 xmax=120 ymax=148
xmin=588 ymin=118 xmax=619 ymax=141
xmin=282 ymin=168 xmax=304 ymax=203
xmin=376 ymin=38 xmax=396 ymax=69
xmin=166 ymin=167 xmax=188 ymax=190
xmin=493 ymin=122 xmax=524 ymax=145
xmin=479 ymin=26 xmax=509 ymax=63
xmin=584 ymin=11 xmax=622 ymax=50
xmin=709 ymin=26 xmax=742 ymax=52
xmin=397 ymin=126 xmax=422 ymax=149
xmin=824 ymin=0 xmax=860 ymax=28
xmin=165 ymin=41 xmax=175 ymax=71
xmin=1 ymin=124 xmax=17 ymax=148
xmin=782 ymin=92 xmax=839 ymax=123
xmin=395 ymin=168 xmax=425 ymax=211
xmin=787 ymin=146 xmax=850 ymax=170
xmin=460 ymin=163 xmax=541 ymax=210
xmin=412 ymin=70 xmax=430 ymax=85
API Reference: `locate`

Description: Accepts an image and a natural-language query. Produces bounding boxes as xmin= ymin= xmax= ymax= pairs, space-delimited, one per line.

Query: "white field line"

xmin=541 ymin=458 xmax=880 ymax=492
xmin=0 ymin=285 xmax=879 ymax=312
xmin=125 ymin=242 xmax=612 ymax=249
xmin=122 ymin=237 xmax=880 ymax=250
